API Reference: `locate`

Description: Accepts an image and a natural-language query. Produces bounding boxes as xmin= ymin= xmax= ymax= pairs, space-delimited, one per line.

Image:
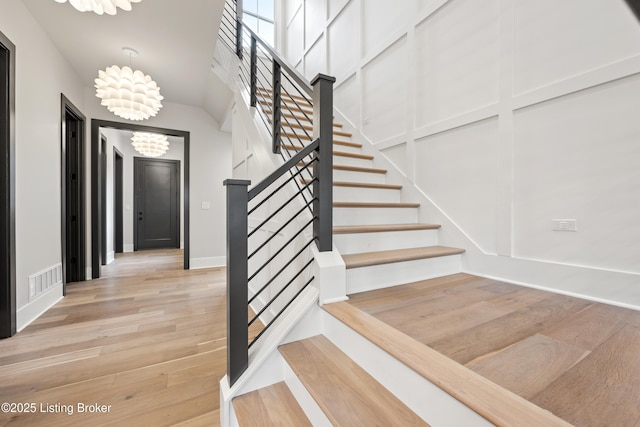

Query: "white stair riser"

xmin=334 ymin=186 xmax=401 ymax=203
xmin=331 ymin=154 xmax=373 ymax=168
xmin=334 ymin=207 xmax=418 ymax=226
xmin=346 ymin=254 xmax=462 ymax=294
xmin=333 ymin=169 xmax=387 ymax=184
xmin=334 ymin=229 xmax=439 ymax=254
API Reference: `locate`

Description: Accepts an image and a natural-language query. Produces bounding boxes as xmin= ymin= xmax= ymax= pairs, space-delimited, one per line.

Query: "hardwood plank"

xmin=323 ymin=302 xmax=571 ymax=427
xmin=466 ymin=333 xmax=589 ymax=400
xmin=0 ymin=249 xmax=226 ymax=426
xmin=233 ymin=382 xmax=311 ymax=427
xmin=334 ymin=223 xmax=440 ymax=234
xmin=428 ymin=294 xmax=592 ymax=365
xmin=531 ymin=324 xmax=640 ymax=426
xmin=333 ymin=201 xmax=420 ymax=209
xmin=280 ymin=335 xmax=428 ymax=427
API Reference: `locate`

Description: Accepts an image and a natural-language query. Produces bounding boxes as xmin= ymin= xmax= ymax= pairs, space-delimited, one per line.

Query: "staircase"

xmin=224 ymin=97 xmax=484 ymax=426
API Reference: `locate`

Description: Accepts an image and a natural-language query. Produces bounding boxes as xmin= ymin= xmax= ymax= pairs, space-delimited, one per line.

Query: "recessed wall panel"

xmin=335 ymin=73 xmax=360 ymax=128
xmin=362 ymin=37 xmax=408 ymax=143
xmin=513 ymin=74 xmax=640 ymax=273
xmin=414 ymin=0 xmax=499 ymax=127
xmin=305 ymin=0 xmax=326 ymax=49
xmin=304 ymin=36 xmax=327 ymax=80
xmin=286 ymin=8 xmax=304 ymax=64
xmin=328 ymin=0 xmax=349 ymax=18
xmin=381 ymin=143 xmax=407 ymax=176
xmin=514 ymin=0 xmax=640 ymax=94
xmin=415 ymin=118 xmax=499 ymax=254
xmin=362 ymin=0 xmax=413 ymax=58
xmin=328 ymin=0 xmax=358 ymax=77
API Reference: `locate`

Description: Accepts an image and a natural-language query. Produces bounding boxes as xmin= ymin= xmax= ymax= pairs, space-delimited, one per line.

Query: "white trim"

xmin=190 ymin=256 xmax=226 ymax=270
xmin=123 ymin=244 xmax=134 ymax=253
xmin=107 ymin=251 xmax=115 ymax=264
xmin=17 ymin=284 xmax=64 ymax=332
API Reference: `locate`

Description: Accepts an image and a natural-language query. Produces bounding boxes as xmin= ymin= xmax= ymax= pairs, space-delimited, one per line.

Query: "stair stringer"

xmin=330 ymin=107 xmax=640 ymax=310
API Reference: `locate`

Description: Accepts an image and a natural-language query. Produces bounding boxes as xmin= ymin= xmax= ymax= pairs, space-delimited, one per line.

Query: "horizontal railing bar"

xmin=248 ymin=139 xmax=320 ymax=200
xmin=278 ymin=103 xmax=312 ymax=142
xmin=248 ymin=258 xmax=314 ymax=327
xmin=247 ymin=186 xmax=313 ymax=242
xmin=280 ymin=101 xmax=312 ymax=130
xmin=240 ymin=24 xmax=313 ymax=96
xmin=248 ymin=217 xmax=315 ymax=284
xmin=248 ymin=276 xmax=314 ymax=349
xmin=249 ymin=235 xmax=315 ymax=303
xmin=281 ymin=72 xmax=313 ymax=106
xmin=248 ymin=190 xmax=315 ymax=258
xmin=248 ymin=158 xmax=315 ymax=215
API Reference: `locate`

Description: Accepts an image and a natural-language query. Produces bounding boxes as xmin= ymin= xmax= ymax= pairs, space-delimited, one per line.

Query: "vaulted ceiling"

xmin=21 ymin=0 xmax=234 ymax=125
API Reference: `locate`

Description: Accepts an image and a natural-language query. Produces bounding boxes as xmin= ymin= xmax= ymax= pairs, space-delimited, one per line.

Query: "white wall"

xmin=0 ymin=1 xmax=86 ymax=329
xmin=86 ymin=95 xmax=233 ymax=270
xmin=281 ymin=0 xmax=640 ymax=306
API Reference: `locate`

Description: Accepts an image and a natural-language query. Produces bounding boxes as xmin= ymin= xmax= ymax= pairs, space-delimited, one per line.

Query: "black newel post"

xmin=223 ymin=179 xmax=250 ymax=387
xmin=250 ymin=36 xmax=257 ymax=107
xmin=272 ymin=61 xmax=282 ymax=154
xmin=311 ymin=74 xmax=336 ymax=252
xmin=235 ymin=0 xmax=243 ymax=59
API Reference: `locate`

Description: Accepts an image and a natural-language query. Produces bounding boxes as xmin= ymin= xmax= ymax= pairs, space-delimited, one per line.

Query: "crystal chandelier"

xmin=54 ymin=0 xmax=142 ymax=15
xmin=131 ymin=132 xmax=169 ymax=157
xmin=95 ymin=65 xmax=163 ymax=121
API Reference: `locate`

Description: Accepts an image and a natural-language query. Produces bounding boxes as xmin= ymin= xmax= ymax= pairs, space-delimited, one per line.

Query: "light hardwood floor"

xmin=347 ymin=273 xmax=640 ymax=427
xmin=0 ymin=249 xmax=226 ymax=427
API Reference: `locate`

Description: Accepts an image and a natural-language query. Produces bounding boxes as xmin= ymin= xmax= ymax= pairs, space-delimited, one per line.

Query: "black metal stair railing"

xmin=220 ymin=0 xmax=335 ymax=387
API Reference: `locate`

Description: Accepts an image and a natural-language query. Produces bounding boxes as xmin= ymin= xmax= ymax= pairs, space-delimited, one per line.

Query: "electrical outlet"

xmin=552 ymin=219 xmax=577 ymax=232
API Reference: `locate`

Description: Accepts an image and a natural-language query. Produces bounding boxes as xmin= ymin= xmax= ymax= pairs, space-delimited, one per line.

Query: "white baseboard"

xmin=190 ymin=256 xmax=226 ymax=269
xmin=107 ymin=251 xmax=115 ymax=264
xmin=123 ymin=244 xmax=134 ymax=253
xmin=17 ymin=283 xmax=64 ymax=332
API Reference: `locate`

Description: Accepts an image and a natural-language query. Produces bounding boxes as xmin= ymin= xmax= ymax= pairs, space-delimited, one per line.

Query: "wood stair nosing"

xmin=342 ymin=246 xmax=465 ymax=269
xmin=300 ymin=179 xmax=402 ymax=191
xmin=233 ymin=381 xmax=312 ymax=427
xmin=282 ymin=121 xmax=353 ymax=138
xmin=282 ymin=132 xmax=361 ymax=148
xmin=279 ymin=335 xmax=429 ymax=426
xmin=282 ymin=145 xmax=373 ymax=160
xmin=300 ymin=163 xmax=388 ymax=175
xmin=333 ymin=201 xmax=420 ymax=208
xmin=333 ymin=223 xmax=442 ymax=234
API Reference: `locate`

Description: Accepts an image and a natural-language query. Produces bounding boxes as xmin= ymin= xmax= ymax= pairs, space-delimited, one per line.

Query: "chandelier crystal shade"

xmin=131 ymin=132 xmax=170 ymax=157
xmin=54 ymin=0 xmax=142 ymax=15
xmin=95 ymin=65 xmax=163 ymax=121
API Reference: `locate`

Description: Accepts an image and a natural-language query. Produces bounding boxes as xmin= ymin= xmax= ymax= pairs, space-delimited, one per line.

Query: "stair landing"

xmin=327 ymin=273 xmax=640 ymax=427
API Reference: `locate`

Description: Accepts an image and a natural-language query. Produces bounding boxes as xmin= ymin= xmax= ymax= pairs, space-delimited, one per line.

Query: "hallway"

xmin=0 ymin=249 xmax=225 ymax=426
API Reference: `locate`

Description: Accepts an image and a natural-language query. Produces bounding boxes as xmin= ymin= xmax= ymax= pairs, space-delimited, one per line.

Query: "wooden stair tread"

xmin=300 ymin=164 xmax=388 ymax=174
xmin=301 ymin=180 xmax=401 ymax=190
xmin=333 ymin=201 xmax=420 ymax=208
xmin=343 ymin=246 xmax=465 ymax=269
xmin=279 ymin=335 xmax=429 ymax=426
xmin=323 ymin=302 xmax=572 ymax=427
xmin=282 ymin=145 xmax=372 ymax=160
xmin=233 ymin=381 xmax=312 ymax=427
xmin=282 ymin=131 xmax=361 ymax=148
xmin=334 ymin=223 xmax=441 ymax=234
xmin=284 ymin=122 xmax=352 ymax=137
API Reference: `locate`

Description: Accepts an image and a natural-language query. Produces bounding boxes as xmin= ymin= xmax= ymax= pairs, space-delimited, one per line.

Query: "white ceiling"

xmin=21 ymin=0 xmax=233 ymax=123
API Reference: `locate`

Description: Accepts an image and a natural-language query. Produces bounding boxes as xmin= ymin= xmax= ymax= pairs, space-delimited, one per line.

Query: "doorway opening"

xmin=114 ymin=148 xmax=124 ymax=254
xmin=61 ymin=95 xmax=87 ymax=289
xmin=91 ymin=119 xmax=190 ymax=279
xmin=0 ymin=31 xmax=16 ymax=338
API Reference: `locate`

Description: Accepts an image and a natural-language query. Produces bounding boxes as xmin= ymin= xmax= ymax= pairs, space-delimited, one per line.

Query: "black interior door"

xmin=134 ymin=157 xmax=180 ymax=250
xmin=114 ymin=148 xmax=124 ymax=254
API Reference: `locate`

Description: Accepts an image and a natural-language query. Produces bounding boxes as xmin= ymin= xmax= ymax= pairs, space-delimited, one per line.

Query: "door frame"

xmin=61 ymin=95 xmax=87 ymax=290
xmin=133 ymin=157 xmax=181 ymax=251
xmin=0 ymin=30 xmax=16 ymax=338
xmin=100 ymin=134 xmax=107 ymax=266
xmin=113 ymin=147 xmax=124 ymax=254
xmin=91 ymin=119 xmax=190 ymax=278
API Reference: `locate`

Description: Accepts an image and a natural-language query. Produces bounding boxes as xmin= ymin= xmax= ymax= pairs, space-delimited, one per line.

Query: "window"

xmin=243 ymin=0 xmax=275 ymax=47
